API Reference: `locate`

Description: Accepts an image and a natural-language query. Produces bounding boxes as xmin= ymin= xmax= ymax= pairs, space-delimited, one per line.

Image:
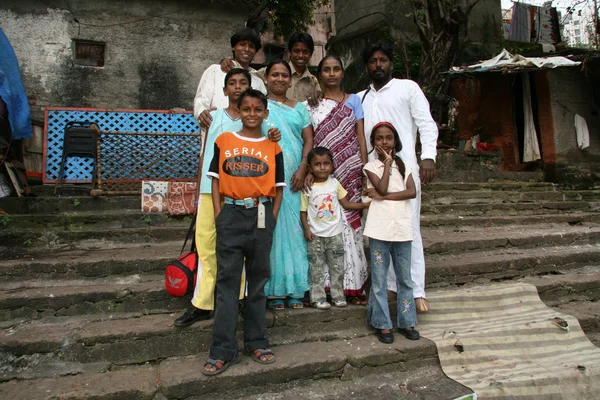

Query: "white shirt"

xmin=358 ymin=79 xmax=438 ymax=172
xmin=193 ymin=62 xmax=267 ymax=120
xmin=300 ymin=177 xmax=347 ymax=237
xmin=363 ymin=161 xmax=413 ymax=242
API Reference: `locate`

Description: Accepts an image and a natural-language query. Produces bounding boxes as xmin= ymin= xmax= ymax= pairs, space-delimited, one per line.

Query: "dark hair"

xmin=237 ymin=88 xmax=268 ymax=109
xmin=362 ymin=43 xmax=394 ymax=65
xmin=287 ymin=32 xmax=315 ymax=54
xmin=265 ymin=59 xmax=292 ymax=76
xmin=230 ymin=27 xmax=262 ymax=52
xmin=224 ymin=68 xmax=252 ymax=88
xmin=307 ymin=146 xmax=334 ymax=165
xmin=369 ymin=122 xmax=405 ymax=177
xmin=317 ymin=55 xmax=344 ymax=77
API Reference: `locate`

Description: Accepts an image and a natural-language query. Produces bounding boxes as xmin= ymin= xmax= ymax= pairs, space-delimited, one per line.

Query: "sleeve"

xmin=300 ymin=192 xmax=309 ymax=211
xmin=207 ymin=142 xmax=220 ymax=180
xmin=254 ymin=66 xmax=266 ymax=81
xmin=346 ymin=94 xmax=364 ymax=120
xmin=251 ymin=74 xmax=268 ymax=95
xmin=363 ymin=161 xmax=378 ymax=177
xmin=297 ymin=103 xmax=311 ymax=129
xmin=193 ymin=65 xmax=217 ymax=120
xmin=274 ymin=148 xmax=286 ymax=187
xmin=408 ymin=81 xmax=438 ymax=162
xmin=336 ymin=180 xmax=348 ymax=200
xmin=404 ymin=166 xmax=412 ymax=185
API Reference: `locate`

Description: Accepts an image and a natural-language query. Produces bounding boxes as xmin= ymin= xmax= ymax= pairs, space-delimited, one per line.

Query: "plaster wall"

xmin=1 ymin=0 xmax=248 ymax=120
xmin=547 ymin=68 xmax=600 ymax=162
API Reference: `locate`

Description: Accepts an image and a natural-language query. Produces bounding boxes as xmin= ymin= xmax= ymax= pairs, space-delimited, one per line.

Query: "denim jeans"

xmin=367 ymin=238 xmax=417 ymax=330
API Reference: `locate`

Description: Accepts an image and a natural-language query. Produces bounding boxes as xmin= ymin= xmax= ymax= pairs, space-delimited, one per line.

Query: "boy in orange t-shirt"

xmin=203 ymin=89 xmax=285 ymax=376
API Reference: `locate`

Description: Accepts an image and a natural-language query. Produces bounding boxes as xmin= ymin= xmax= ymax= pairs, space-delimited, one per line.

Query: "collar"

xmin=291 ymin=63 xmax=313 ymax=79
xmin=369 ymin=78 xmax=395 ymax=93
xmin=232 ymin=59 xmax=257 ymax=73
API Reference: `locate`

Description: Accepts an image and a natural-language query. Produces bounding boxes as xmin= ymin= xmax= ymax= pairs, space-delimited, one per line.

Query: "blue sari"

xmin=264 ymin=100 xmax=310 ymax=298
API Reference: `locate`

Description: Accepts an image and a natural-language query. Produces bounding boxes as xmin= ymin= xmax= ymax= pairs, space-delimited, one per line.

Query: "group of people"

xmin=176 ymin=27 xmax=439 ymax=376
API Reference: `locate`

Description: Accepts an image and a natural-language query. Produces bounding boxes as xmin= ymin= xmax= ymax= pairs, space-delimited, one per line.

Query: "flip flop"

xmin=202 ymin=356 xmax=240 ymax=376
xmin=268 ymin=299 xmax=285 ymax=310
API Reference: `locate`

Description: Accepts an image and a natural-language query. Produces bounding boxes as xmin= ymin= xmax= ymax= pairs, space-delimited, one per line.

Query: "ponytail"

xmin=393 ymin=155 xmax=405 ymax=179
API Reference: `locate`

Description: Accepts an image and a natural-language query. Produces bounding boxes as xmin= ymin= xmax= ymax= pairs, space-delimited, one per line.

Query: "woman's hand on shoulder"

xmin=268 ymin=127 xmax=281 ymax=142
xmin=290 ymin=164 xmax=308 ymax=192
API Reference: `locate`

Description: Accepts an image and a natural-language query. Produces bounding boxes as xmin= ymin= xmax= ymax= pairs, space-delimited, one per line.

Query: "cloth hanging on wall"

xmin=522 ymin=73 xmax=541 ymax=162
xmin=574 ymin=114 xmax=590 ymax=150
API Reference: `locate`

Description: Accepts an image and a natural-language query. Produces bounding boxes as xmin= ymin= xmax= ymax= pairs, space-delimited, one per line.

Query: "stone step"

xmin=2 ymin=221 xmax=599 ymax=281
xmin=0 ymin=241 xmax=181 ymax=280
xmin=0 ymin=210 xmax=190 ymax=231
xmin=0 ymin=195 xmax=140 ymax=215
xmin=421 ymin=212 xmax=600 ymax=227
xmin=0 ymin=335 xmax=472 ymax=400
xmin=422 ymin=190 xmax=600 ymax=205
xmin=1 ymin=233 xmax=598 ymax=321
xmin=2 ymin=266 xmax=599 ymax=367
xmin=0 ymin=225 xmax=190 ymax=257
xmin=421 ymin=200 xmax=598 ymax=216
xmin=426 ymin=243 xmax=600 ymax=286
xmin=422 ymin=223 xmax=600 ymax=255
xmin=0 ymin=275 xmax=188 ymax=322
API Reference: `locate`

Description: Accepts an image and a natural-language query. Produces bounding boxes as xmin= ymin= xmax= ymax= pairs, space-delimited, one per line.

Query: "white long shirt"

xmin=193 ymin=61 xmax=267 ymax=120
xmin=357 ymin=79 xmax=438 ymax=172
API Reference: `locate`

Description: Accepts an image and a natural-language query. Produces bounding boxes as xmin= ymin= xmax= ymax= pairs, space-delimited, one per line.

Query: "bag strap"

xmin=361 ymin=87 xmax=371 ymax=103
xmin=180 ymin=216 xmax=196 ymax=255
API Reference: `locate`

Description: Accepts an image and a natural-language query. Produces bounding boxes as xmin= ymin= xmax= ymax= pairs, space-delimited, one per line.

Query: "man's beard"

xmin=370 ymin=70 xmax=391 ymax=85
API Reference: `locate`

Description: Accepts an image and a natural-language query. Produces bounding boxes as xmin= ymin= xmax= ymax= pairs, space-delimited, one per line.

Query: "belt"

xmin=224 ymin=196 xmax=271 ymax=209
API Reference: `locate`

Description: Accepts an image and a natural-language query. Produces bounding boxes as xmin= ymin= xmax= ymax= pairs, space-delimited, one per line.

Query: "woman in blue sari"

xmin=263 ymin=60 xmax=313 ymax=309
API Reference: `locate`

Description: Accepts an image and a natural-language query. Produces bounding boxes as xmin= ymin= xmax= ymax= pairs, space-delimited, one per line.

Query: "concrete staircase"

xmin=0 ymin=180 xmax=599 ymax=399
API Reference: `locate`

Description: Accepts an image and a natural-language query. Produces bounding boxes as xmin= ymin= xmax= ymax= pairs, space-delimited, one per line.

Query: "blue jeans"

xmin=367 ymin=238 xmax=417 ymax=330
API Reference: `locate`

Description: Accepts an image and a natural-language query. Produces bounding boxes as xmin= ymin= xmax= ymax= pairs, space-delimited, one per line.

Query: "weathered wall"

xmin=547 ymin=68 xmax=600 ymax=163
xmin=1 ymin=0 xmax=249 ymax=120
xmin=328 ymin=0 xmax=503 ymax=93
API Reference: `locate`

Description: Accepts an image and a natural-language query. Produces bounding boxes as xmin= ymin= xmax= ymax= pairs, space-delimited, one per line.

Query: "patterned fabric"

xmin=167 ymin=182 xmax=197 ymax=216
xmin=263 ymin=100 xmax=310 ymax=298
xmin=307 ymin=233 xmax=345 ymax=303
xmin=308 ymin=99 xmax=368 ymax=297
xmin=141 ymin=181 xmax=168 ymax=213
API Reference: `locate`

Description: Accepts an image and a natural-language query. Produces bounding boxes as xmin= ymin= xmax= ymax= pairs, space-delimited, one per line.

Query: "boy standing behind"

xmin=203 ymin=89 xmax=285 ymax=375
xmin=300 ymin=147 xmax=369 ymax=310
xmin=175 ymin=69 xmax=280 ymax=327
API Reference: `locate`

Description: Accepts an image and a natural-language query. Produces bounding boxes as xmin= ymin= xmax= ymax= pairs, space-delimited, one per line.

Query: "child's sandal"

xmin=202 ymin=356 xmax=240 ymax=376
xmin=247 ymin=348 xmax=276 ymax=364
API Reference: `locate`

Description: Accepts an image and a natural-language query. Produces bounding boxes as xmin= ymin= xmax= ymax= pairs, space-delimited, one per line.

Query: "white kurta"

xmin=358 ymin=79 xmax=438 ymax=298
xmin=193 ymin=62 xmax=267 ymax=120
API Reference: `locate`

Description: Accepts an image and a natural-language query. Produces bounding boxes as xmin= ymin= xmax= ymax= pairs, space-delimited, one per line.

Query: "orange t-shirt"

xmin=207 ymin=132 xmax=286 ymax=199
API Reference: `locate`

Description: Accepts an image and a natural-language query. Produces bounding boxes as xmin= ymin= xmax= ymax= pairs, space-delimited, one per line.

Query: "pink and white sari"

xmin=307 ymin=98 xmax=368 ymax=297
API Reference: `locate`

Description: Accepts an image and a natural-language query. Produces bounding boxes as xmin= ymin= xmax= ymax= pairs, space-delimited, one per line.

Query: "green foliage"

xmin=503 ymin=40 xmax=543 ymax=56
xmin=72 ymin=199 xmax=81 ymax=207
xmin=0 ymin=215 xmax=10 ymax=227
xmin=140 ymin=215 xmax=153 ymax=225
xmin=259 ymin=0 xmax=329 ymax=39
xmin=392 ymin=42 xmax=421 ymax=81
xmin=23 ymin=238 xmax=32 ymax=247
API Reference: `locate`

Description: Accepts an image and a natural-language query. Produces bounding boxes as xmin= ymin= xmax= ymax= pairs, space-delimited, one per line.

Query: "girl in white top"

xmin=363 ymin=122 xmax=419 ymax=344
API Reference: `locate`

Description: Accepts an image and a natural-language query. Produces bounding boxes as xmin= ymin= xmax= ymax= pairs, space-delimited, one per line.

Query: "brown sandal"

xmin=415 ymin=297 xmax=430 ymax=313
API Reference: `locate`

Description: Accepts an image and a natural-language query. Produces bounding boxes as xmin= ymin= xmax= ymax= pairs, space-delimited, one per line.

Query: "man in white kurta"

xmin=358 ymin=43 xmax=438 ymax=312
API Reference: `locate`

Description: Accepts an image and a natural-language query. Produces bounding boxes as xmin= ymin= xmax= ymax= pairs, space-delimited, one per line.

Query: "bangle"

xmin=384 ymin=158 xmax=393 ymax=164
xmin=300 ymin=161 xmax=310 ymax=167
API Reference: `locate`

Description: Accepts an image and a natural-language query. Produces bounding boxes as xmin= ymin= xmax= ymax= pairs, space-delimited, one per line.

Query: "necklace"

xmin=275 ymin=97 xmax=288 ymax=104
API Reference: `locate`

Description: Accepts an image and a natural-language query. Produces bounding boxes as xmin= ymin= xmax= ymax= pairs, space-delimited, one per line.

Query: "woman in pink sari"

xmin=305 ymin=55 xmax=369 ymax=304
